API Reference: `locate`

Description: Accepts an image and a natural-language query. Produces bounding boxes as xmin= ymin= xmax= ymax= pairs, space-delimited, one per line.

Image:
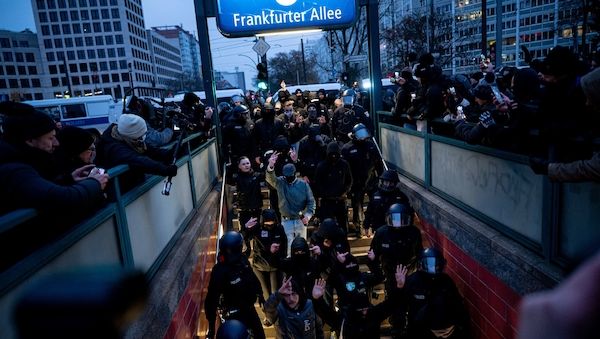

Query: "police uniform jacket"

xmin=370 ymin=225 xmax=423 ymax=277
xmin=364 ymin=188 xmax=410 ymax=230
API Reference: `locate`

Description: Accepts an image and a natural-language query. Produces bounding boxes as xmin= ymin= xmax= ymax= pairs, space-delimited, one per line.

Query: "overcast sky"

xmin=0 ymin=0 xmax=322 ymax=90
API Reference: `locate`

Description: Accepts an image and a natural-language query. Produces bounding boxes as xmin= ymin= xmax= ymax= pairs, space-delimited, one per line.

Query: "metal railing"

xmin=376 ymin=116 xmax=600 ymax=267
xmin=0 ymin=133 xmax=220 ymax=339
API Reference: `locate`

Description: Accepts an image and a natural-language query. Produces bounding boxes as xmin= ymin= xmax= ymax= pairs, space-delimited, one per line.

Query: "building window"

xmin=77 ymin=50 xmax=86 ymax=59
xmin=32 ymin=79 xmax=41 ymax=88
xmin=113 ymin=22 xmax=121 ymax=32
xmin=54 ymin=38 xmax=63 ymax=48
xmin=103 ymin=22 xmax=112 ymax=32
xmin=119 ymin=60 xmax=127 ymax=69
xmin=47 ymin=0 xmax=56 ymax=9
xmin=9 ymin=79 xmax=19 ymax=88
xmin=65 ymin=37 xmax=73 ymax=47
xmin=85 ymin=36 xmax=94 ymax=46
xmin=15 ymin=53 xmax=24 ymax=62
xmin=60 ymin=11 xmax=69 ymax=21
xmin=41 ymin=25 xmax=50 ymax=35
xmin=117 ymin=47 xmax=125 ymax=57
xmin=111 ymin=8 xmax=119 ymax=18
xmin=70 ymin=10 xmax=79 ymax=20
xmin=49 ymin=12 xmax=58 ymax=22
xmin=39 ymin=12 xmax=48 ymax=22
xmin=101 ymin=9 xmax=109 ymax=19
xmin=115 ymin=34 xmax=123 ymax=44
xmin=52 ymin=24 xmax=61 ymax=35
xmin=36 ymin=0 xmax=45 ymax=9
xmin=0 ymin=79 xmax=6 ymax=89
xmin=101 ymin=73 xmax=109 ymax=82
xmin=67 ymin=50 xmax=76 ymax=60
xmin=51 ymin=77 xmax=60 ymax=86
xmin=83 ymin=23 xmax=91 ymax=32
xmin=72 ymin=23 xmax=81 ymax=33
xmin=91 ymin=9 xmax=99 ymax=20
xmin=81 ymin=10 xmax=89 ymax=20
xmin=87 ymin=49 xmax=96 ymax=58
xmin=3 ymin=52 xmax=13 ymax=62
xmin=6 ymin=65 xmax=16 ymax=75
xmin=46 ymin=52 xmax=55 ymax=61
xmin=97 ymin=49 xmax=106 ymax=58
xmin=0 ymin=38 xmax=10 ymax=48
xmin=71 ymin=76 xmax=80 ymax=85
xmin=62 ymin=24 xmax=71 ymax=34
xmin=49 ymin=65 xmax=58 ymax=74
xmin=109 ymin=60 xmax=117 ymax=69
xmin=58 ymin=0 xmax=66 ymax=8
xmin=75 ymin=37 xmax=83 ymax=46
xmin=82 ymin=75 xmax=90 ymax=84
xmin=80 ymin=63 xmax=88 ymax=72
xmin=105 ymin=35 xmax=113 ymax=44
xmin=107 ymin=48 xmax=115 ymax=57
xmin=111 ymin=73 xmax=120 ymax=82
xmin=21 ymin=79 xmax=30 ymax=88
xmin=18 ymin=66 xmax=26 ymax=75
xmin=69 ymin=63 xmax=77 ymax=72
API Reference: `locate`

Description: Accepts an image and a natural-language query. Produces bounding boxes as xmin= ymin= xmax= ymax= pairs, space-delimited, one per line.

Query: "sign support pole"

xmin=366 ymin=0 xmax=382 ymax=142
xmin=193 ymin=0 xmax=224 ymax=170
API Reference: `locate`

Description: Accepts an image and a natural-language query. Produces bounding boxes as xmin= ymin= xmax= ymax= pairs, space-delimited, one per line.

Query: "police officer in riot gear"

xmin=332 ymin=89 xmax=371 ymax=143
xmin=341 ymin=123 xmax=384 ymax=237
xmin=204 ymin=231 xmax=266 ymax=339
xmin=398 ymin=248 xmax=471 ymax=339
xmin=370 ymin=203 xmax=423 ymax=338
xmin=364 ymin=169 xmax=410 ymax=237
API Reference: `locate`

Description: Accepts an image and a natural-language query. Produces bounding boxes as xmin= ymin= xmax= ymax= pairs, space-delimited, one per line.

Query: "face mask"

xmin=285 ymin=175 xmax=296 ymax=184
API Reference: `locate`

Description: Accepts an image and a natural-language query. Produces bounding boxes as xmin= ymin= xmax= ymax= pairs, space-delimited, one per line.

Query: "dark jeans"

xmin=350 ymin=190 xmax=366 ymax=233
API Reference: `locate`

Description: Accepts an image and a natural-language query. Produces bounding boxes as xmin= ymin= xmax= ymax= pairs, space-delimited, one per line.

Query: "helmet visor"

xmin=354 ymin=128 xmax=371 ymax=140
xmin=390 ymin=212 xmax=410 ymax=227
xmin=422 ymin=257 xmax=441 ymax=274
xmin=342 ymin=95 xmax=354 ymax=106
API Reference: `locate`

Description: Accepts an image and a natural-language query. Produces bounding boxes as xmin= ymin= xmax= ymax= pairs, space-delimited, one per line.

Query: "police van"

xmin=23 ymin=95 xmax=120 ymax=133
xmin=164 ymin=88 xmax=245 ymax=105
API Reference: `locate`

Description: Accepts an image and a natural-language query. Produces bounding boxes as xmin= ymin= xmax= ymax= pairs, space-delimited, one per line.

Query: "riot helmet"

xmin=420 ymin=247 xmax=446 ymax=275
xmin=218 ymin=102 xmax=232 ymax=115
xmin=341 ymin=89 xmax=356 ymax=106
xmin=216 ymin=319 xmax=250 ymax=339
xmin=352 ymin=123 xmax=371 ymax=141
xmin=378 ymin=169 xmax=399 ymax=192
xmin=386 ymin=203 xmax=413 ymax=228
xmin=218 ymin=231 xmax=244 ymax=263
xmin=232 ymin=104 xmax=249 ymax=117
xmin=231 ymin=94 xmax=244 ymax=105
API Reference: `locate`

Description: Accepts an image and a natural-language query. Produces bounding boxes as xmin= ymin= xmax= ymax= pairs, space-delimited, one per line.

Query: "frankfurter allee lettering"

xmin=232 ymin=7 xmax=343 ymax=27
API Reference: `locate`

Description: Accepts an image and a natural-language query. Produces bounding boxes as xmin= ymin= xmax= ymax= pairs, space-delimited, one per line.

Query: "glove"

xmin=166 ymin=164 xmax=178 ymax=177
xmin=529 ymin=157 xmax=549 ymax=175
xmin=478 ymin=111 xmax=496 ymax=128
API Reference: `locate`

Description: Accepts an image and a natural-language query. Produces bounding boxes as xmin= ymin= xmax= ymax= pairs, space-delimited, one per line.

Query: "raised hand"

xmin=395 ymin=264 xmax=408 ymax=288
xmin=312 ymin=278 xmax=326 ymax=299
xmin=336 ymin=251 xmax=349 ymax=264
xmin=268 ymin=151 xmax=279 ymax=169
xmin=367 ymin=249 xmax=376 ymax=261
xmin=270 ymin=242 xmax=281 ymax=254
xmin=279 ymin=276 xmax=293 ymax=295
xmin=309 ymin=244 xmax=321 ymax=256
xmin=245 ymin=217 xmax=258 ymax=229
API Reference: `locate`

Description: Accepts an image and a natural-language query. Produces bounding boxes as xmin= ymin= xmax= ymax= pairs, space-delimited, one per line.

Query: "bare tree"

xmin=268 ymin=50 xmax=319 ymax=87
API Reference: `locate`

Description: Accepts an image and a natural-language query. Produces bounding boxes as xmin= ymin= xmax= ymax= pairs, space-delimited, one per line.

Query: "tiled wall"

xmin=420 ymin=218 xmax=521 ymax=339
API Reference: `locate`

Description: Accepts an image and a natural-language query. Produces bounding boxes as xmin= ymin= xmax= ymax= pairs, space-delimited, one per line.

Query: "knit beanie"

xmin=117 ymin=114 xmax=147 ymax=139
xmin=581 ymin=67 xmax=600 ymax=111
xmin=57 ymin=126 xmax=94 ymax=156
xmin=326 ymin=141 xmax=340 ymax=155
xmin=0 ymin=102 xmax=56 ymax=143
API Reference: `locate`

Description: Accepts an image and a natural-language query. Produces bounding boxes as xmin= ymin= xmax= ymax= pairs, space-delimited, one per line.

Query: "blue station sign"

xmin=216 ymin=0 xmax=359 ymax=37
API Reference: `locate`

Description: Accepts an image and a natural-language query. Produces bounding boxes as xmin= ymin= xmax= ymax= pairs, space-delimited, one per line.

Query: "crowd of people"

xmin=2 ymin=44 xmax=599 ymax=338
xmin=207 ymin=79 xmax=471 ymax=338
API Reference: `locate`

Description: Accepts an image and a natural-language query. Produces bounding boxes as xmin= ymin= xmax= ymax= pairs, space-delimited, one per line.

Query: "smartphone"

xmin=491 ymin=86 xmax=504 ymax=104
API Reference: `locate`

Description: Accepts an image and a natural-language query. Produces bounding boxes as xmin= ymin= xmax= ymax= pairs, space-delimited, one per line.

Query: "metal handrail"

xmin=215 ymin=162 xmax=228 ymax=263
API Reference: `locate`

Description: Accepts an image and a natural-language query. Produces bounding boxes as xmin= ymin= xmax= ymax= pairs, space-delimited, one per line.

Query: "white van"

xmin=164 ymin=88 xmax=245 ymax=105
xmin=272 ymin=82 xmax=341 ymax=103
xmin=24 ymin=95 xmax=120 ymax=133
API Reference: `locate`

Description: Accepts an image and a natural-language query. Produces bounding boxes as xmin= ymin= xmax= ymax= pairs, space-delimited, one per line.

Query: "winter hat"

xmin=326 ymin=141 xmax=340 ymax=155
xmin=57 ymin=126 xmax=94 ymax=156
xmin=117 ymin=114 xmax=147 ymax=139
xmin=580 ymin=67 xmax=600 ymax=111
xmin=0 ymin=102 xmax=56 ymax=143
xmin=282 ymin=163 xmax=296 ymax=176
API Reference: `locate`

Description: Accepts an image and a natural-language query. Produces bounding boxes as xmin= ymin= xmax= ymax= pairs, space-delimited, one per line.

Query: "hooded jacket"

xmin=264 ymin=292 xmax=324 ymax=339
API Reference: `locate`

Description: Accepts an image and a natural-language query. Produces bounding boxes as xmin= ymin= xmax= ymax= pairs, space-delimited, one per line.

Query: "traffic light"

xmin=257 ymin=62 xmax=268 ymax=90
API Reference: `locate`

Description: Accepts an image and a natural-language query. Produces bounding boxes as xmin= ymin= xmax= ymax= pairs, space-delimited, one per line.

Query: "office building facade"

xmin=31 ymin=0 xmax=155 ymax=99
